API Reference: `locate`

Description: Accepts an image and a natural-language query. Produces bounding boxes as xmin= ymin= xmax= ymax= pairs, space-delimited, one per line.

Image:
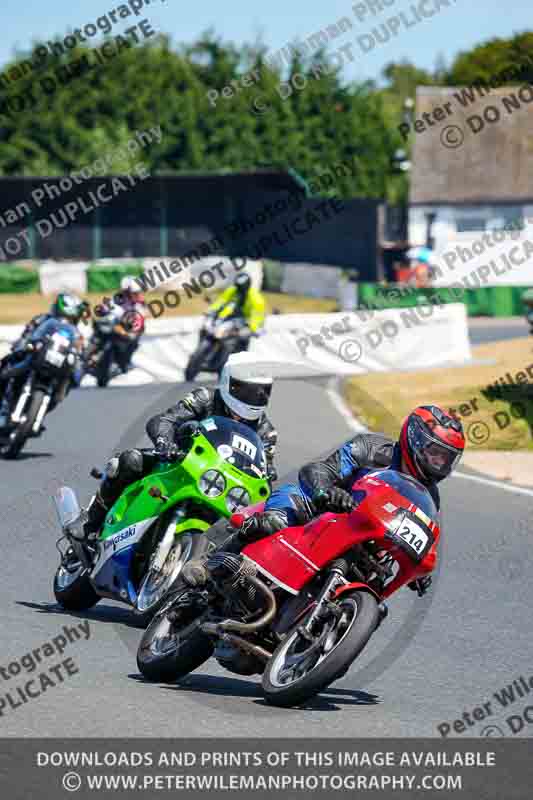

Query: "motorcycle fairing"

xmin=91 ymin=516 xmax=157 ymax=603
xmin=242 ymin=469 xmax=440 ymax=595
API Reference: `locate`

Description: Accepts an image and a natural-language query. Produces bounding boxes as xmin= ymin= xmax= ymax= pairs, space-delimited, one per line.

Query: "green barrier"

xmin=0 ymin=264 xmax=39 ymax=293
xmin=357 ymin=283 xmax=533 ymax=317
xmin=86 ymin=262 xmax=144 ymax=293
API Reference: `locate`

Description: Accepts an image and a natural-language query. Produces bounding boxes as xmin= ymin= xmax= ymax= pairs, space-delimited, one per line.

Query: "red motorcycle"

xmin=137 ymin=468 xmax=440 ymax=707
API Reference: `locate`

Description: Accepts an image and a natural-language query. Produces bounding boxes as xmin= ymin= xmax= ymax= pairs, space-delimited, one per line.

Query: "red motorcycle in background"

xmin=137 ymin=468 xmax=440 ymax=707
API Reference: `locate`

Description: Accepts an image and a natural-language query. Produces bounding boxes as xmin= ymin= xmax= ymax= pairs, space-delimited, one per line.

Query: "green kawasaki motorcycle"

xmin=52 ymin=417 xmax=271 ymax=625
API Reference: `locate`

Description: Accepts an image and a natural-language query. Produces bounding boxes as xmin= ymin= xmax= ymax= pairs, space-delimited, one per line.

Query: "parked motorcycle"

xmin=52 ymin=417 xmax=271 ymax=626
xmin=86 ymin=304 xmax=144 ymax=387
xmin=185 ymin=313 xmax=250 ymax=382
xmin=0 ymin=317 xmax=81 ymax=459
xmin=137 ymin=468 xmax=440 ymax=706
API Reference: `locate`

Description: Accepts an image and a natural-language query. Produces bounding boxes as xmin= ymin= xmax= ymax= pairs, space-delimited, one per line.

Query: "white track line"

xmin=326 ymin=377 xmax=533 ymax=498
xmin=326 ymin=377 xmax=368 ymax=433
xmin=451 ymin=471 xmax=533 ymax=497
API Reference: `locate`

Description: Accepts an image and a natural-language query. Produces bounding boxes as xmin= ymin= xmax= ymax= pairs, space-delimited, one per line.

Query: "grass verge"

xmin=343 ymin=337 xmax=533 ymax=451
xmin=0 ymin=290 xmax=337 ymax=324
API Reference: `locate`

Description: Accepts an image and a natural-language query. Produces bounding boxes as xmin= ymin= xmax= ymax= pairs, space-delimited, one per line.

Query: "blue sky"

xmin=2 ymin=0 xmax=531 ymax=83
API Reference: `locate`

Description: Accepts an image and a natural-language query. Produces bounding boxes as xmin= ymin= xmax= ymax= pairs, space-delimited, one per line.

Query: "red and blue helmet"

xmin=400 ymin=405 xmax=465 ymax=483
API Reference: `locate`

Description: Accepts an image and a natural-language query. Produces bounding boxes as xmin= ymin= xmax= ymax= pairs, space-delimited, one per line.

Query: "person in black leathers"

xmin=183 ymin=405 xmax=465 ymax=595
xmin=0 ymin=293 xmax=88 ymax=373
xmin=82 ymin=359 xmax=277 ymax=538
xmin=0 ymin=293 xmax=87 ymax=405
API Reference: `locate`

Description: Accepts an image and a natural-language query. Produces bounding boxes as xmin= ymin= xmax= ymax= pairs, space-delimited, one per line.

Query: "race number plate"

xmin=385 ymin=509 xmax=434 ymax=562
xmin=231 ymin=434 xmax=257 ymax=460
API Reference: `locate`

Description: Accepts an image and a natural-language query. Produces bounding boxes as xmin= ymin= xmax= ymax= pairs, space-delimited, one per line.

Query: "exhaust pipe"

xmin=217 ymin=631 xmax=272 ymax=664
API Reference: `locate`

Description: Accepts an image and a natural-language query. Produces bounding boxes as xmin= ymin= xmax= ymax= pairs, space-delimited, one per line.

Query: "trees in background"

xmin=0 ymin=29 xmax=530 ymax=199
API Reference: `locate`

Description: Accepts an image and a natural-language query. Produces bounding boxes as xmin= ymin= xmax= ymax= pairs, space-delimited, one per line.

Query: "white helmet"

xmin=120 ymin=275 xmax=140 ymax=292
xmin=218 ymin=354 xmax=273 ymax=421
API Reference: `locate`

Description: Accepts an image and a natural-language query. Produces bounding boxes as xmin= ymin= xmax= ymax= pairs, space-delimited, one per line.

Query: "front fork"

xmin=300 ymin=568 xmax=348 ymax=638
xmin=10 ymin=375 xmax=33 ymax=423
xmin=150 ymin=507 xmax=187 ymax=573
xmin=32 ymin=391 xmax=51 ymax=434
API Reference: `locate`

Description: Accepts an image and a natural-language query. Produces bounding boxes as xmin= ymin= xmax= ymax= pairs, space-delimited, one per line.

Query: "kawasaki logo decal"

xmin=104 ymin=525 xmax=136 ymax=552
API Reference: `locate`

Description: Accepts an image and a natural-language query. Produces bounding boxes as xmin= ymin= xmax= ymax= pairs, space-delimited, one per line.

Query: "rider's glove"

xmin=155 ymin=436 xmax=176 ymax=462
xmin=312 ymin=487 xmax=355 ymax=514
xmin=238 ymin=510 xmax=287 ymax=541
xmin=407 ymin=576 xmax=432 ymax=596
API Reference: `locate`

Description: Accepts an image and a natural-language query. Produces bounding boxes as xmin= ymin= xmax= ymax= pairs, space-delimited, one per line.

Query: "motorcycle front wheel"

xmin=0 ymin=388 xmax=44 ymax=459
xmin=53 ymin=554 xmax=100 ymax=611
xmin=136 ymin=589 xmax=213 ymax=682
xmin=184 ymin=339 xmax=213 ymax=382
xmin=262 ymin=590 xmax=379 ymax=707
xmin=134 ymin=532 xmax=209 ymax=628
xmin=96 ymin=347 xmax=113 ymax=387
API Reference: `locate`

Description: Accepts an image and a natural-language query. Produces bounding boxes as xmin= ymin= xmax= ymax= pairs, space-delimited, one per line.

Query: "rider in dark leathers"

xmin=0 ymin=293 xmax=87 ymax=404
xmin=83 ymin=362 xmax=277 ymax=538
xmin=183 ymin=405 xmax=465 ymax=596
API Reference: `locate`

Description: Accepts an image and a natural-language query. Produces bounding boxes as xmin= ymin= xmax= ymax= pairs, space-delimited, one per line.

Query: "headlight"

xmin=199 ymin=470 xmax=226 ymax=498
xmin=226 ymin=487 xmax=251 ymax=513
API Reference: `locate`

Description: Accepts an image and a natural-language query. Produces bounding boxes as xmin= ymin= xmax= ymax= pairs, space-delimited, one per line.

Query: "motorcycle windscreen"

xmin=243 ymin=468 xmax=439 ymax=593
xmin=199 ymin=416 xmax=267 ymax=479
xmin=356 ymin=468 xmax=438 ymax=522
xmin=54 ymin=486 xmax=82 ymax=528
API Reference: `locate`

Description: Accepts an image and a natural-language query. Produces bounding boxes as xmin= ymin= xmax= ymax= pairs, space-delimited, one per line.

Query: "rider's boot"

xmin=181 ymin=530 xmax=243 ymax=588
xmin=82 ymin=491 xmax=109 ymax=540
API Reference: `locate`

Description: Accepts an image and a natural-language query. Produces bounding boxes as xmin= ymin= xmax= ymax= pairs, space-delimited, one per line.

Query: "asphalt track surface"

xmin=468 ymin=317 xmax=529 ymax=345
xmin=2 ymin=367 xmax=533 ymax=739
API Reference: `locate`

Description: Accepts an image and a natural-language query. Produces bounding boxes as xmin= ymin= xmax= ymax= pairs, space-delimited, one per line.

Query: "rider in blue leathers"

xmin=182 ymin=406 xmax=465 ymax=596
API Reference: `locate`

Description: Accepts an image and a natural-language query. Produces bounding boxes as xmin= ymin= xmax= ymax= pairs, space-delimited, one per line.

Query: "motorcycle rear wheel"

xmin=262 ymin=590 xmax=379 ymax=707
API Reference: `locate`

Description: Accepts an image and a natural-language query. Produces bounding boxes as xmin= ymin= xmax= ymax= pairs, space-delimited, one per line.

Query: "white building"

xmin=409 ymin=86 xmax=533 ymax=287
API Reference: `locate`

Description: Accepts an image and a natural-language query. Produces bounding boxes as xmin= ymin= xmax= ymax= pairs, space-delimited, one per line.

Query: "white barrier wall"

xmin=0 ymin=304 xmax=471 ymax=383
xmin=39 ymin=261 xmax=88 ymax=294
xmin=35 ymin=258 xmax=263 ymax=296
